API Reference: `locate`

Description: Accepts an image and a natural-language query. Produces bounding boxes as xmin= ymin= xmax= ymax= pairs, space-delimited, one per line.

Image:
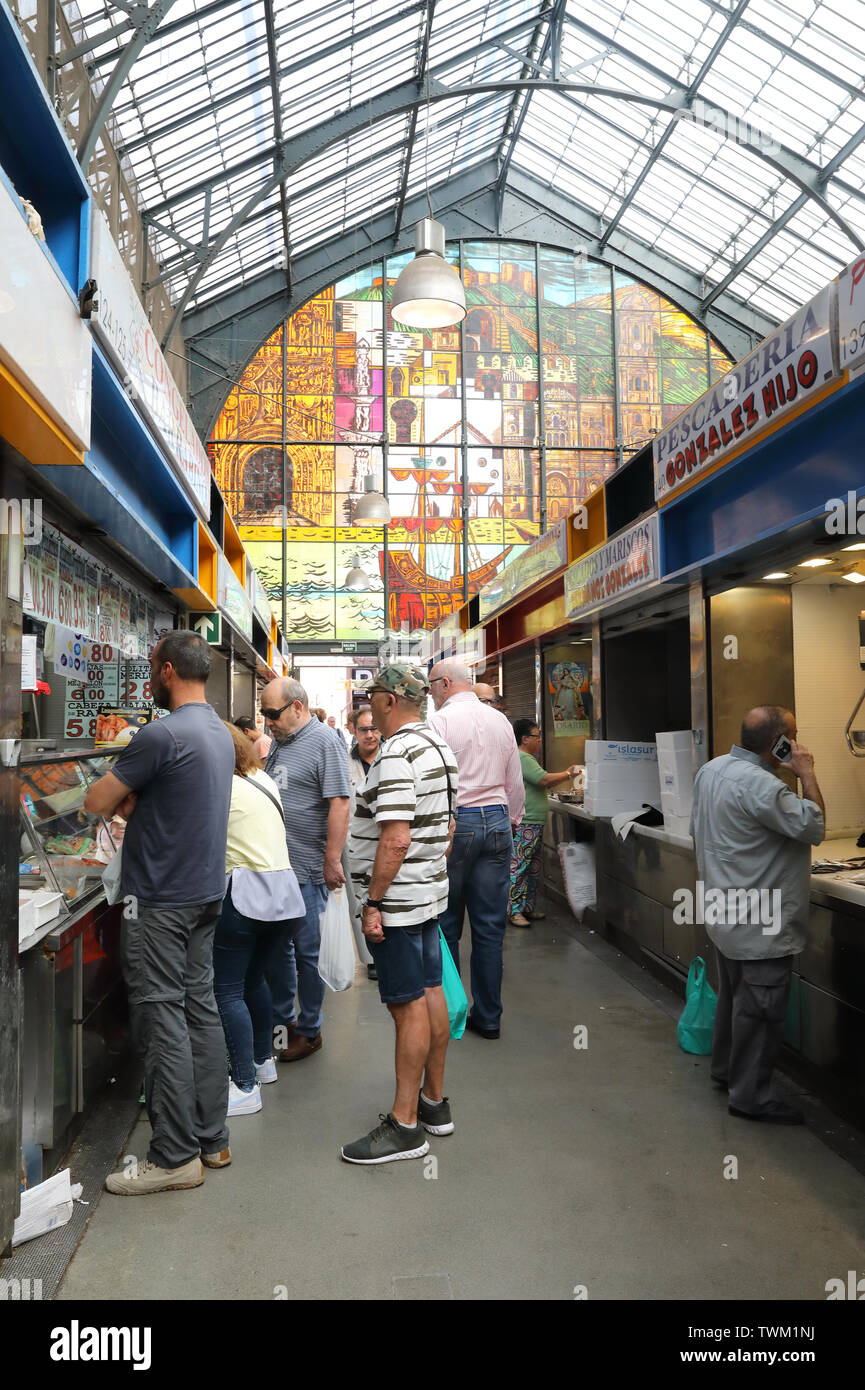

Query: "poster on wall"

xmin=549 ymin=661 xmax=590 ymax=737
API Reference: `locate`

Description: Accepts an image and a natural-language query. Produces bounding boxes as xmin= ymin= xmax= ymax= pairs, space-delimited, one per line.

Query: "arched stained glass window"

xmin=209 ymin=243 xmax=732 ymax=642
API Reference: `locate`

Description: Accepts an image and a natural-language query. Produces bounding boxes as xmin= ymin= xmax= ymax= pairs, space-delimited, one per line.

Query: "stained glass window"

xmin=209 ymin=241 xmax=732 ymax=642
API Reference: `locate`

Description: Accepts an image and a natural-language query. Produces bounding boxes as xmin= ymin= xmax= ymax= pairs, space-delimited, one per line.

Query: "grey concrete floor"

xmin=57 ymin=904 xmax=865 ymax=1301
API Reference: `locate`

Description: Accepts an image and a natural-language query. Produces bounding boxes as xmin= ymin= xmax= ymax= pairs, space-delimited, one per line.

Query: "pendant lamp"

xmin=352 ymin=473 xmax=391 ymax=525
xmin=344 ymin=557 xmax=370 ymax=591
xmin=390 ymin=217 xmax=466 ymax=329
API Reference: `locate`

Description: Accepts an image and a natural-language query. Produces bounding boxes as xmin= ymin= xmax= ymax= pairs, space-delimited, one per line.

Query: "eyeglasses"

xmin=261 ymin=701 xmax=292 ymax=721
xmin=429 ymin=677 xmax=446 ymax=685
xmin=478 ymin=697 xmax=495 ymax=704
xmin=356 ymin=724 xmax=378 ymax=734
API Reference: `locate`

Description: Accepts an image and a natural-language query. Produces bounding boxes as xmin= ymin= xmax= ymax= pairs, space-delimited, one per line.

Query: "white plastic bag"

xmin=317 ymin=888 xmax=355 ymax=991
xmin=557 ymin=842 xmax=596 ymax=922
xmin=102 ymin=845 xmax=123 ymax=905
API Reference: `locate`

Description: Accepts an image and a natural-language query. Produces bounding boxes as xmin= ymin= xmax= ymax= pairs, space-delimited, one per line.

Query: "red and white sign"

xmin=90 ymin=209 xmax=210 ymax=518
xmin=838 ymin=255 xmax=865 ymax=380
xmin=653 ymin=286 xmax=839 ymax=504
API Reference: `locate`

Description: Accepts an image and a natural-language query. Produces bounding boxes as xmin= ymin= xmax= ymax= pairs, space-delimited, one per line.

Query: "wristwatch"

xmin=363 ymin=897 xmax=385 ymax=910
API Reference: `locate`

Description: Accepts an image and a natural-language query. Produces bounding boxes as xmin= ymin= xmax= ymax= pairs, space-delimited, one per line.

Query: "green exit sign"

xmin=189 ymin=612 xmax=222 ymax=645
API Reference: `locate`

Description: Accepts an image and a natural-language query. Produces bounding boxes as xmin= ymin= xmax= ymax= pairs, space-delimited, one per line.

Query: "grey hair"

xmin=740 ymin=705 xmax=789 ymax=754
xmin=273 ymin=677 xmax=308 ymax=707
xmin=433 ymin=658 xmax=471 ymax=686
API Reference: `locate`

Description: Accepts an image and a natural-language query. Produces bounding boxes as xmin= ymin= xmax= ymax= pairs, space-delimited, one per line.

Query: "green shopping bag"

xmin=676 ymin=956 xmax=717 ymax=1055
xmin=438 ymin=927 xmax=467 ymax=1039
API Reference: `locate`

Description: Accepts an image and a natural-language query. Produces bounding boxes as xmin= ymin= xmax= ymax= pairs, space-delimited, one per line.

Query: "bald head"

xmin=740 ymin=705 xmax=793 ymax=756
xmin=429 ymin=657 xmax=471 ymax=710
xmin=474 ymin=682 xmax=497 ymax=704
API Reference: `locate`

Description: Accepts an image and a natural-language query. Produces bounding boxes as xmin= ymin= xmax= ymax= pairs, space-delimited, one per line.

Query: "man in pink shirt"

xmin=427 ymin=659 xmax=525 ymax=1039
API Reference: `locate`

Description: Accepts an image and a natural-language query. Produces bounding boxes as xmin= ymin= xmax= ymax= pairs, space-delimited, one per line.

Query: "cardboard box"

xmin=585 ymin=740 xmax=658 ymax=764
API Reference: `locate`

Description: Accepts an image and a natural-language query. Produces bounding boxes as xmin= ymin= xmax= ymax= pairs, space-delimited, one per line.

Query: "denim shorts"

xmin=367 ymin=919 xmax=443 ymax=1004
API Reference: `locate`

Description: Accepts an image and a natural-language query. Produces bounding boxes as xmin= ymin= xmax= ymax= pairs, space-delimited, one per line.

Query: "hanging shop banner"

xmin=565 ymin=514 xmax=659 ymax=621
xmin=251 ymin=570 xmax=272 ymax=631
xmin=549 ymin=661 xmax=590 ymax=738
xmin=90 ymin=209 xmax=210 ymax=519
xmin=98 ymin=581 xmax=120 ymax=647
xmin=218 ymin=553 xmax=253 ymax=642
xmin=478 ymin=520 xmax=569 ymax=622
xmin=838 ymin=255 xmax=865 ymax=380
xmin=24 ymin=533 xmax=59 ymax=625
xmin=653 ymin=285 xmax=839 ymax=504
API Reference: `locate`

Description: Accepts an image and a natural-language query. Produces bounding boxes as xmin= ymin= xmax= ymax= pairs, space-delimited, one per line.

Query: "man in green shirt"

xmin=509 ymin=719 xmax=578 ymax=927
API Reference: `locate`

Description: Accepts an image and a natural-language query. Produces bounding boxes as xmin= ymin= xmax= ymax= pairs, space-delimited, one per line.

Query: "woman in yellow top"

xmin=213 ymin=724 xmax=305 ymax=1119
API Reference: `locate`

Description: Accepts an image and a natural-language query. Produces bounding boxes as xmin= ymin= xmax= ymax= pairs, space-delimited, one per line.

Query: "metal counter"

xmin=548 ymin=798 xmax=865 ymax=1130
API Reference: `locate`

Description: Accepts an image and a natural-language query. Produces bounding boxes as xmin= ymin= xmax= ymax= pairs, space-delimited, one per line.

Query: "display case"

xmin=18 ymin=751 xmax=121 ymax=948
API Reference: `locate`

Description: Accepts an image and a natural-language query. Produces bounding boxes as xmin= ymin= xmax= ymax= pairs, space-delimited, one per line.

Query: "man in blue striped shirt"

xmin=261 ymin=677 xmax=351 ymax=1062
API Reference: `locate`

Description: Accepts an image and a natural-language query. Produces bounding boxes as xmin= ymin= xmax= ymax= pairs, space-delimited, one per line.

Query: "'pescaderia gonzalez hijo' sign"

xmin=653 ymin=285 xmax=839 ymax=504
xmin=564 ymin=514 xmax=659 ymax=620
xmin=90 ymin=209 xmax=211 ymax=519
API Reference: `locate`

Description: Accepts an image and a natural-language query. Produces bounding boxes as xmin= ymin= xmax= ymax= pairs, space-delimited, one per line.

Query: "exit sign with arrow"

xmin=189 ymin=612 xmax=222 ymax=645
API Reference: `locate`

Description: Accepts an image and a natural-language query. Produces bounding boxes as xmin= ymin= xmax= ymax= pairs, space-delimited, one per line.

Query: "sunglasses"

xmin=261 ymin=701 xmax=293 ymax=721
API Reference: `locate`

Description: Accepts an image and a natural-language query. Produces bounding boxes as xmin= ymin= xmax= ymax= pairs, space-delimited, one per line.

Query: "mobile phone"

xmin=771 ymin=734 xmax=793 ymax=763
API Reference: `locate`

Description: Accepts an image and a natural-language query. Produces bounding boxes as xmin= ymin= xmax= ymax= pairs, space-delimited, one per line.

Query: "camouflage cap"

xmin=360 ymin=662 xmax=429 ymax=703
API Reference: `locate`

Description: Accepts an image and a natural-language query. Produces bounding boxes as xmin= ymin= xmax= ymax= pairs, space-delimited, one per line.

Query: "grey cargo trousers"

xmin=121 ymin=900 xmax=229 ymax=1168
xmin=711 ymin=950 xmax=794 ymax=1114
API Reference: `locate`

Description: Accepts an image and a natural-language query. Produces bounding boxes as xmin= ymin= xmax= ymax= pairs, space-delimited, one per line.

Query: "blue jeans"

xmin=213 ymin=883 xmax=305 ymax=1090
xmin=268 ymin=880 xmax=329 ymax=1038
xmin=439 ymin=805 xmax=513 ymax=1031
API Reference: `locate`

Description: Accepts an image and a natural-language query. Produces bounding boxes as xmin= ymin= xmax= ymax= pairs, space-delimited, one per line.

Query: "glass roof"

xmin=60 ymin=0 xmax=865 ymax=328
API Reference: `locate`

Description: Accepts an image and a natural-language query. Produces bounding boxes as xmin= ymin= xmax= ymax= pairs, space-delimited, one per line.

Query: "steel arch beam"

xmin=77 ymin=0 xmax=178 ymax=172
xmin=182 ymin=163 xmax=776 ymax=440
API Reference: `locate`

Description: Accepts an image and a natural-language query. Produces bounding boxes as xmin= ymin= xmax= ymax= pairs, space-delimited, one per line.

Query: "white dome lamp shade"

xmin=344 ymin=556 xmax=370 ymax=592
xmin=352 ymin=474 xmax=391 ymax=525
xmin=391 ymin=218 xmax=466 ymax=329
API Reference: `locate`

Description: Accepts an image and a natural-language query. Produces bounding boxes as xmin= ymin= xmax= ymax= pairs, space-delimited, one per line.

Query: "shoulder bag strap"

xmin=243 ymin=773 xmax=286 ymax=824
xmin=404 ymin=729 xmax=455 ymax=819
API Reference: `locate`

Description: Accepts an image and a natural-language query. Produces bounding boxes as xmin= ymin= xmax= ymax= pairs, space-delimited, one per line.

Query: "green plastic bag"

xmin=438 ymin=927 xmax=467 ymax=1039
xmin=676 ymin=956 xmax=717 ymax=1055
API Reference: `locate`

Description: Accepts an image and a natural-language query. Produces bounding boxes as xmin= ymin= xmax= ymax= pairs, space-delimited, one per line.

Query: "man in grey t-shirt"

xmin=85 ymin=631 xmax=235 ymax=1193
xmin=690 ymin=705 xmax=824 ymax=1126
xmin=262 ymin=677 xmax=350 ymax=1062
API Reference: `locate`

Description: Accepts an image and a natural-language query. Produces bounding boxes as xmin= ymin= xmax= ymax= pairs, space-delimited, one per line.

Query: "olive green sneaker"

xmin=340 ymin=1113 xmax=429 ymax=1165
xmin=418 ymin=1092 xmax=454 ymax=1136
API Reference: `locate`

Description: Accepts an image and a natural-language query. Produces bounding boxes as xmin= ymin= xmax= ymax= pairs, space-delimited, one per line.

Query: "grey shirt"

xmin=265 ymin=716 xmax=350 ymax=884
xmin=113 ymin=702 xmax=234 ymax=907
xmin=690 ymin=745 xmax=824 ymax=959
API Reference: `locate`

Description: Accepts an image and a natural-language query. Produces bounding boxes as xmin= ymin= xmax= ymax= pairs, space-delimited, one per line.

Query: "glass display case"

xmin=18 ymin=751 xmax=121 ymax=943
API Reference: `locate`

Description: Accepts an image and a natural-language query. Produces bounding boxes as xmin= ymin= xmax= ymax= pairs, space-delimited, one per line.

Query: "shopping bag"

xmin=676 ymin=955 xmax=717 ymax=1055
xmin=102 ymin=845 xmax=123 ymax=906
xmin=317 ymin=888 xmax=355 ymax=992
xmin=438 ymin=927 xmax=467 ymax=1039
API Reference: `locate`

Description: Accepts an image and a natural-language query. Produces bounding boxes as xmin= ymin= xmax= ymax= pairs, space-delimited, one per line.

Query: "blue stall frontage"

xmin=581 ymin=266 xmax=865 ymax=1132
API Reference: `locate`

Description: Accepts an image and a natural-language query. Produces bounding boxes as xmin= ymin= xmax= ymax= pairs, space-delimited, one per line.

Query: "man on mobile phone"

xmin=690 ymin=706 xmax=825 ymax=1125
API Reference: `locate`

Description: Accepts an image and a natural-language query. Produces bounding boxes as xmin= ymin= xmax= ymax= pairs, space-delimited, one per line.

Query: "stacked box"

xmin=656 ymin=730 xmax=696 ymax=834
xmin=583 ymin=741 xmax=660 ymax=817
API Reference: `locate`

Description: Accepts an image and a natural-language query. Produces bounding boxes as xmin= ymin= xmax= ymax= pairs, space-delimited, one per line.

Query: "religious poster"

xmin=549 ymin=661 xmax=589 ymax=737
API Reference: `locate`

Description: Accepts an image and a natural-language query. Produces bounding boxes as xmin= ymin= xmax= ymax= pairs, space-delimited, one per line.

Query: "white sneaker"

xmin=227 ymin=1080 xmax=262 ymax=1116
xmin=255 ymin=1056 xmax=278 ymax=1085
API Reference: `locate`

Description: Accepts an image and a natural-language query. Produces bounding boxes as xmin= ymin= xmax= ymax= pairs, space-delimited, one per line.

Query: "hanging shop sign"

xmin=90 ymin=209 xmax=210 ymax=518
xmin=565 ymin=514 xmax=659 ymax=621
xmin=478 ymin=520 xmax=569 ymax=623
xmin=0 ymin=178 xmax=91 ymax=455
xmin=838 ymin=255 xmax=865 ymax=380
xmin=653 ymin=285 xmax=839 ymax=504
xmin=217 ymin=554 xmax=253 ymax=642
xmin=250 ymin=570 xmax=273 ymax=631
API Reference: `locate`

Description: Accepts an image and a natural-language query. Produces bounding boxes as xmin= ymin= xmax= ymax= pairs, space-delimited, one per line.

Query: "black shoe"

xmin=711 ymin=1075 xmax=729 ymax=1091
xmin=417 ymin=1091 xmax=454 ymax=1135
xmin=465 ymin=1014 xmax=500 ymax=1040
xmin=340 ymin=1113 xmax=429 ymax=1164
xmin=366 ymin=964 xmax=378 ymax=981
xmin=728 ymin=1101 xmax=805 ymax=1125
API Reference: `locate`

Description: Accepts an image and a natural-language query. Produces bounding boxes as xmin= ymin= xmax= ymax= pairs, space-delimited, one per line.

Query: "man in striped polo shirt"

xmin=342 ymin=663 xmax=459 ymax=1165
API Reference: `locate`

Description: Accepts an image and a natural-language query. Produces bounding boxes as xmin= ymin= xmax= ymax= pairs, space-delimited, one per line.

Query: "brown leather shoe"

xmin=277 ymin=1032 xmax=322 ymax=1062
xmin=273 ymin=1022 xmax=299 ymax=1052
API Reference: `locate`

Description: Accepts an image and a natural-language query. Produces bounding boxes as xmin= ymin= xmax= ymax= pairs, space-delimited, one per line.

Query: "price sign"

xmin=121 ymin=660 xmax=153 ymax=707
xmin=839 ymin=255 xmax=865 ymax=379
xmin=64 ymin=644 xmax=120 ymax=741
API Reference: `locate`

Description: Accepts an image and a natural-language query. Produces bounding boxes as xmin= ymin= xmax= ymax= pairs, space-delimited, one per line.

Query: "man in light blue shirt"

xmin=690 ymin=706 xmax=824 ymax=1125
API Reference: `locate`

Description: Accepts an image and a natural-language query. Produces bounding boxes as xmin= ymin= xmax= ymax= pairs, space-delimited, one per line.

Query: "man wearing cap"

xmin=342 ymin=664 xmax=459 ymax=1165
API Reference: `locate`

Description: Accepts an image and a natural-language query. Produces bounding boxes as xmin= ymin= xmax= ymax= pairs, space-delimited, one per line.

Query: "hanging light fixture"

xmin=352 ymin=473 xmax=391 ymax=525
xmin=391 ymin=217 xmax=466 ymax=328
xmin=390 ymin=38 xmax=466 ymax=330
xmin=344 ymin=556 xmax=370 ymax=591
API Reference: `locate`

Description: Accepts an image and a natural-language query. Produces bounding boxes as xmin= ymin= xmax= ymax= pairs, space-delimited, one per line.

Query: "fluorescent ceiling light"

xmin=799 ymin=558 xmax=832 ymax=568
xmin=763 ymin=572 xmax=790 ymax=579
xmin=843 ymin=571 xmax=865 ymax=584
xmin=843 ymin=543 xmax=865 ymax=551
